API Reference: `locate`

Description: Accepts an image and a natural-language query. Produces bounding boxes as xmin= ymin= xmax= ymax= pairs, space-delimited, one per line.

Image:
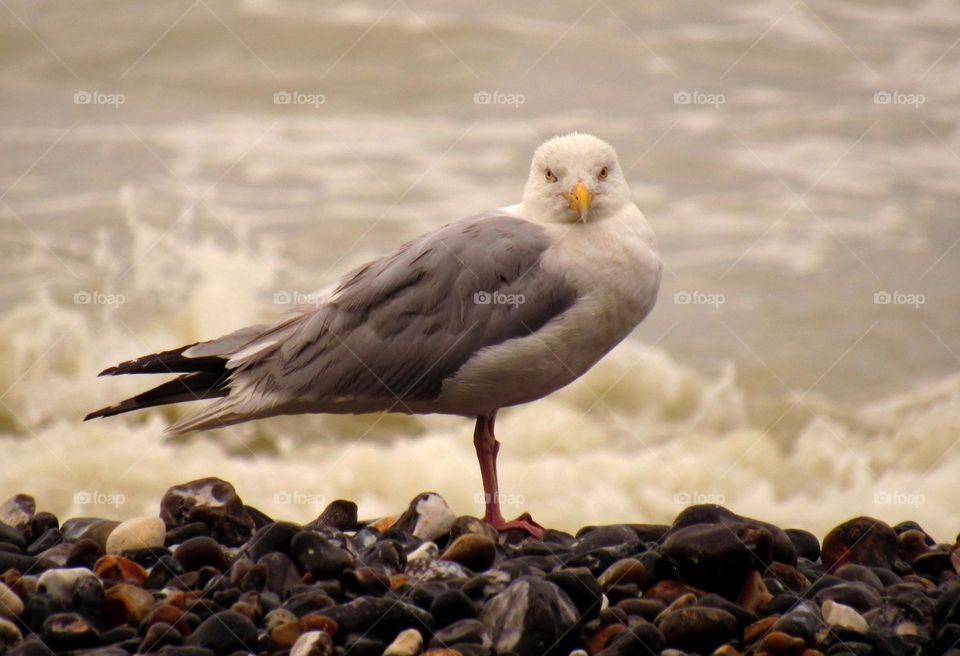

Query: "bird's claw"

xmin=487 ymin=512 xmax=545 ymax=539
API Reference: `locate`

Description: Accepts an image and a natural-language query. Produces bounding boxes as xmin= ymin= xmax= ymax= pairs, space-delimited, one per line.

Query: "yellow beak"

xmin=561 ymin=180 xmax=593 ymax=221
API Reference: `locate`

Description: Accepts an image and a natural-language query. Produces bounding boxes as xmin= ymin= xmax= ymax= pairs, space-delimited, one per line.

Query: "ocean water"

xmin=2 ymin=0 xmax=959 ymax=539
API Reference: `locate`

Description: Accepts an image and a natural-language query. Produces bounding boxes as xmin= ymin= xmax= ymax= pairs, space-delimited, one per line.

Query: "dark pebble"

xmin=140 ymin=621 xmax=184 ymax=652
xmin=698 ymin=592 xmax=758 ymax=629
xmin=657 ymin=606 xmax=738 ymax=653
xmin=430 ymin=588 xmax=479 ymax=627
xmin=320 ymin=596 xmax=432 ymax=639
xmin=822 ymin=516 xmax=898 ymax=571
xmin=65 ymin=538 xmax=104 ymax=569
xmin=244 ymin=521 xmax=300 ymax=561
xmin=665 ymin=505 xmax=797 ymax=565
xmin=307 ymin=500 xmax=359 ymax=532
xmin=174 ymin=536 xmax=228 ymax=571
xmin=545 ymin=566 xmax=603 ymax=621
xmin=0 ymin=524 xmax=26 ymax=550
xmin=814 ymin=582 xmax=883 ymax=612
xmin=166 ymin=521 xmax=212 ymax=546
xmin=429 ymin=618 xmax=490 ymax=648
xmin=290 ymin=531 xmax=354 ymax=580
xmin=25 ymin=527 xmax=62 ymax=556
xmin=662 ymin=522 xmax=773 ymax=598
xmin=161 ymin=478 xmax=255 ymax=547
xmin=186 ymin=610 xmax=258 ymax=655
xmin=597 ymin=620 xmax=665 ymax=656
xmin=786 ymin=528 xmax=821 ymax=561
xmin=482 ymin=576 xmax=578 ymax=656
xmin=42 ymin=612 xmax=100 ymax=650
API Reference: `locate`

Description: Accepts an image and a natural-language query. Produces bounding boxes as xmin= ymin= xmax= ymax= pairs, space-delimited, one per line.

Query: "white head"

xmin=522 ymin=133 xmax=632 ymax=224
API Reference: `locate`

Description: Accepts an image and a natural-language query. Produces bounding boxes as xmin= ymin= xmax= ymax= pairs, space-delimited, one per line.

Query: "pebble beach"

xmin=0 ymin=478 xmax=956 ymax=656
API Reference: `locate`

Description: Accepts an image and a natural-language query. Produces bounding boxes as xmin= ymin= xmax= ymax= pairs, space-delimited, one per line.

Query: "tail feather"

xmin=84 ymin=371 xmax=230 ymax=421
xmin=98 ymin=344 xmax=227 ymax=376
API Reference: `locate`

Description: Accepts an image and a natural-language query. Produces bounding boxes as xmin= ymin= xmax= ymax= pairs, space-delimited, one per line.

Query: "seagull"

xmin=85 ymin=133 xmax=662 ymax=536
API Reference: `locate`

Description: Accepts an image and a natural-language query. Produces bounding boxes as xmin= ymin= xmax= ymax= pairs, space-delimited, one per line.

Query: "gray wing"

xmin=227 ymin=212 xmax=577 ymax=412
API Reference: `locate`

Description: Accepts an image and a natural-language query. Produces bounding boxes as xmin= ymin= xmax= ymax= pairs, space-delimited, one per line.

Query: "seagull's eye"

xmin=598 ymin=166 xmax=608 ymax=180
xmin=544 ymin=168 xmax=557 ymax=183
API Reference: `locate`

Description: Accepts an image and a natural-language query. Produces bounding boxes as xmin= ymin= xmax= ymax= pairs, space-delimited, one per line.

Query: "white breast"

xmin=436 ymin=207 xmax=662 ymax=417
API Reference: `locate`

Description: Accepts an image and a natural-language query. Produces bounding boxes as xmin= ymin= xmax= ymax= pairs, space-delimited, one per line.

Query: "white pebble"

xmin=384 ymin=628 xmax=423 ymax=656
xmin=0 ymin=582 xmax=23 ymax=618
xmin=37 ymin=568 xmax=97 ymax=603
xmin=290 ymin=630 xmax=332 ymax=656
xmin=105 ymin=516 xmax=166 ymax=554
xmin=411 ymin=493 xmax=456 ymax=541
xmin=822 ymin=599 xmax=869 ymax=633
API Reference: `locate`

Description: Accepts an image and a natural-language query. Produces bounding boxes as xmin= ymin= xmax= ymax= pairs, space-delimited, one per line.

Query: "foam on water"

xmin=2 ymin=209 xmax=959 ymax=540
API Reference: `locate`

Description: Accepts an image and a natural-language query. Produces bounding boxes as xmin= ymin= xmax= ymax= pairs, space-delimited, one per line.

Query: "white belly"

xmin=435 ymin=210 xmax=661 ymax=416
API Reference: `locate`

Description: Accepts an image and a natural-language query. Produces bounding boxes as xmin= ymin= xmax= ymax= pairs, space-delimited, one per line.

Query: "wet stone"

xmin=481 ymin=576 xmax=578 ymax=656
xmin=598 ymin=621 xmax=665 ymax=656
xmin=771 ymin=602 xmax=821 ymax=642
xmin=440 ymin=533 xmax=496 ymax=571
xmin=657 ymin=606 xmax=739 ymax=653
xmin=186 ymin=610 xmax=258 ymax=655
xmin=814 ymin=582 xmax=883 ymax=612
xmin=65 ymin=538 xmax=103 ymax=569
xmin=290 ymin=531 xmax=354 ymax=580
xmin=0 ymin=524 xmax=26 ymax=551
xmin=598 ymin=557 xmax=647 ymax=589
xmin=140 ymin=621 xmax=184 ymax=652
xmin=0 ymin=495 xmax=35 ymax=534
xmin=821 ymin=517 xmax=898 ymax=571
xmin=0 ymin=617 xmax=23 ymax=648
xmin=25 ymin=528 xmax=62 ymax=556
xmin=165 ymin=521 xmax=211 ymax=546
xmin=103 ymin=581 xmax=155 ymax=626
xmin=545 ymin=567 xmax=603 ymax=621
xmin=307 ymin=500 xmax=358 ymax=532
xmin=160 ymin=478 xmax=255 ymax=547
xmin=174 ymin=535 xmax=228 ymax=571
xmin=0 ymin=582 xmax=24 ymax=618
xmin=61 ymin=518 xmax=121 ymax=551
xmin=384 ymin=628 xmax=422 ymax=656
xmin=290 ymin=630 xmax=333 ymax=656
xmin=786 ymin=528 xmax=821 ymax=562
xmin=430 ymin=588 xmax=479 ymax=627
xmin=429 ymin=618 xmax=490 ymax=648
xmin=318 ymin=596 xmax=433 ymax=639
xmin=37 ymin=567 xmax=97 ymax=603
xmin=42 ymin=612 xmax=100 ymax=650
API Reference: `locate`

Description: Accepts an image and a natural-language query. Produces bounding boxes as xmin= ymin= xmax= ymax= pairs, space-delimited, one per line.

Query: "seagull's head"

xmin=522 ymin=133 xmax=631 ymax=224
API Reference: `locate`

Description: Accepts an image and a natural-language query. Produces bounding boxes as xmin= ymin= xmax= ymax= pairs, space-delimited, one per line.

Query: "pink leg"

xmin=473 ymin=411 xmax=544 ymax=538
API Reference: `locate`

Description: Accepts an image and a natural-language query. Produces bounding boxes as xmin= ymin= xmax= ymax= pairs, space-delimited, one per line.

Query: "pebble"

xmin=821 ymin=599 xmax=869 ymax=633
xmin=821 ymin=517 xmax=898 ymax=571
xmin=657 ymin=606 xmax=739 ymax=653
xmin=290 ymin=630 xmax=333 ymax=656
xmin=0 ymin=582 xmax=24 ymax=618
xmin=0 ymin=495 xmax=35 ymax=533
xmin=394 ymin=492 xmax=457 ymax=541
xmin=160 ymin=477 xmax=255 ymax=546
xmin=440 ymin=533 xmax=496 ymax=571
xmin=37 ymin=567 xmax=97 ymax=603
xmin=384 ymin=628 xmax=423 ymax=656
xmin=482 ymin=576 xmax=578 ymax=656
xmin=105 ymin=515 xmax=166 ymax=554
xmin=3 ymin=482 xmax=960 ymax=656
xmin=186 ymin=610 xmax=258 ymax=654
